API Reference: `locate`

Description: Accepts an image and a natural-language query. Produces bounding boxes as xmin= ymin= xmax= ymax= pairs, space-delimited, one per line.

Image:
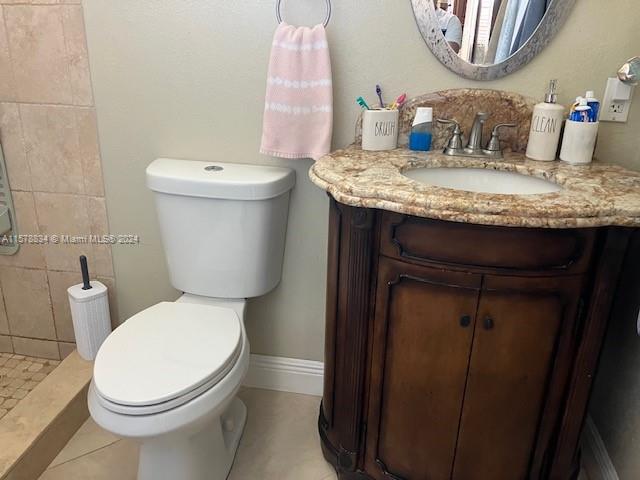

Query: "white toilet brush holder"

xmin=67 ymin=255 xmax=111 ymax=361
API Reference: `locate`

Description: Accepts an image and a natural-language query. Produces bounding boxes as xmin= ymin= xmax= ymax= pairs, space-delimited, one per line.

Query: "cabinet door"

xmin=452 ymin=275 xmax=583 ymax=479
xmin=365 ymin=258 xmax=482 ymax=480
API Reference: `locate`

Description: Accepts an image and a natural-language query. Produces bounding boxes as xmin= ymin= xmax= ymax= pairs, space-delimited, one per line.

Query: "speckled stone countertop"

xmin=309 ymin=145 xmax=640 ymax=228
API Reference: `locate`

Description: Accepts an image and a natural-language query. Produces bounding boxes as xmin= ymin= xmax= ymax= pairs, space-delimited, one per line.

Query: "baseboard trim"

xmin=243 ymin=354 xmax=324 ymax=396
xmin=582 ymin=416 xmax=619 ymax=480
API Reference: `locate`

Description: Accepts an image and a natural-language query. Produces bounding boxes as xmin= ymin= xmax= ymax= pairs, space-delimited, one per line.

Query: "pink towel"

xmin=260 ymin=23 xmax=333 ymax=160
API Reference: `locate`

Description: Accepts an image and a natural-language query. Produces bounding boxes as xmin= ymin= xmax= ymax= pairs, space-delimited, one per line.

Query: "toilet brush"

xmin=67 ymin=255 xmax=112 ymax=361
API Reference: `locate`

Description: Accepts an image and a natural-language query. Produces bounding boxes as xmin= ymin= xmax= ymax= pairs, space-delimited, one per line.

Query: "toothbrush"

xmin=356 ymin=96 xmax=370 ymax=110
xmin=376 ymin=85 xmax=385 ymax=108
xmin=389 ymin=93 xmax=407 ymax=110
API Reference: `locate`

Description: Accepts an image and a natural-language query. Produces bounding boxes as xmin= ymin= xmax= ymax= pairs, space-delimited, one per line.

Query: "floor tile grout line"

xmin=45 ymin=439 xmax=122 ymax=471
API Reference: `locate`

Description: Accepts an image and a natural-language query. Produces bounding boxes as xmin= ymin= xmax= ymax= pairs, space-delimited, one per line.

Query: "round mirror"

xmin=411 ymin=0 xmax=576 ymax=80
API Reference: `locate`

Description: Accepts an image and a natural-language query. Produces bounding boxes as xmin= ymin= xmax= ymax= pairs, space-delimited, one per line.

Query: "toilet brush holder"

xmin=68 ymin=281 xmax=111 ymax=361
xmin=68 ymin=255 xmax=111 ymax=361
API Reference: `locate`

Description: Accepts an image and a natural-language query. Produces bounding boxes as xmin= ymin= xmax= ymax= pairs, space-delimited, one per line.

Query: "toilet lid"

xmin=93 ymin=302 xmax=242 ymax=408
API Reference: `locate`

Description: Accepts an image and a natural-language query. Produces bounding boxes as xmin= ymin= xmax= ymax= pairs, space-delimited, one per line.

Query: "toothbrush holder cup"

xmin=361 ymin=109 xmax=399 ymax=151
xmin=560 ymin=120 xmax=599 ymax=165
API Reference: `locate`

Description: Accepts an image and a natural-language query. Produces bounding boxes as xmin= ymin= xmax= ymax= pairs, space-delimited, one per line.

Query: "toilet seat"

xmin=93 ymin=301 xmax=242 ymax=416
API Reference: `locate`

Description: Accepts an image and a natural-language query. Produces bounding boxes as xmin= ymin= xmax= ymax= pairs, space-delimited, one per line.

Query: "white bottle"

xmin=526 ymin=80 xmax=565 ymax=161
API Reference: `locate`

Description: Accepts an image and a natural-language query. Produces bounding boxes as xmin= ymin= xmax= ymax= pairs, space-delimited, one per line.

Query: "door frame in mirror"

xmin=411 ymin=0 xmax=576 ymax=80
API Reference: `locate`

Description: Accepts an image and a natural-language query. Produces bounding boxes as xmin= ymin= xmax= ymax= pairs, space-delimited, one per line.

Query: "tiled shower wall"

xmin=0 ymin=1 xmax=115 ymax=360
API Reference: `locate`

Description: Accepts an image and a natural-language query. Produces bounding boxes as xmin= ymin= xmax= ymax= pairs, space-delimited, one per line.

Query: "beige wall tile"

xmin=47 ymin=270 xmax=80 ymax=342
xmin=0 ymin=334 xmax=12 ymax=353
xmin=76 ymin=108 xmax=104 ymax=196
xmin=12 ymin=336 xmax=59 ymax=360
xmin=0 ymin=1 xmax=112 ymax=356
xmin=87 ymin=196 xmax=113 ymax=277
xmin=34 ymin=193 xmax=90 ymax=272
xmin=0 ymin=267 xmax=55 ymax=339
xmin=0 ymin=103 xmax=30 ymax=191
xmin=57 ymin=342 xmax=75 ymax=360
xmin=1 ymin=1 xmax=82 ymax=5
xmin=20 ymin=105 xmax=85 ymax=194
xmin=0 ymin=1 xmax=56 ymax=3
xmin=0 ymin=192 xmax=46 ymax=269
xmin=61 ymin=5 xmax=93 ymax=106
xmin=4 ymin=5 xmax=73 ymax=104
xmin=0 ymin=10 xmax=15 ymax=105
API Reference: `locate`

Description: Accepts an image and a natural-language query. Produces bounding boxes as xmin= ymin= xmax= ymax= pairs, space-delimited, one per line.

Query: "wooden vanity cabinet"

xmin=319 ymin=200 xmax=633 ymax=480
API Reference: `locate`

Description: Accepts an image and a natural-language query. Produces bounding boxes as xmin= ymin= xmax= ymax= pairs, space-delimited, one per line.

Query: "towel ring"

xmin=276 ymin=0 xmax=332 ymax=27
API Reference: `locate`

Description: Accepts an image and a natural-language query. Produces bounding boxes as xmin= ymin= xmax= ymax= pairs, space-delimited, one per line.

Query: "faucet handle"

xmin=485 ymin=123 xmax=517 ymax=153
xmin=437 ymin=118 xmax=459 ymax=126
xmin=437 ymin=118 xmax=464 ymax=153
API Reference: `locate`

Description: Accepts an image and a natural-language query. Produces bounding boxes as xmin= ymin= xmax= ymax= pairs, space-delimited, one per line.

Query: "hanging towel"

xmin=260 ymin=23 xmax=333 ymax=161
xmin=509 ymin=0 xmax=531 ymax=53
xmin=485 ymin=0 xmax=509 ymax=64
xmin=510 ymin=0 xmax=548 ymax=54
xmin=495 ymin=0 xmax=521 ymax=63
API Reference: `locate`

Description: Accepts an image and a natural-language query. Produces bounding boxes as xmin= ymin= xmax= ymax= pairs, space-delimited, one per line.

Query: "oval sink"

xmin=403 ymin=167 xmax=562 ymax=195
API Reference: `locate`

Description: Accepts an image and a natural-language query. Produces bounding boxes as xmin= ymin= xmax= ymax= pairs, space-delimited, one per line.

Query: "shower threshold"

xmin=0 ymin=351 xmax=92 ymax=480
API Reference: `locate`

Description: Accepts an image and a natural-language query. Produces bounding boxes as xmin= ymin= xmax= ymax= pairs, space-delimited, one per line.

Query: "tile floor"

xmin=0 ymin=353 xmax=59 ymax=420
xmin=36 ymin=385 xmax=591 ymax=480
xmin=38 ymin=387 xmax=337 ymax=480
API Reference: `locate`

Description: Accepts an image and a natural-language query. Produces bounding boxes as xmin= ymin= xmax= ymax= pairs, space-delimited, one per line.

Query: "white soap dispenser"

xmin=526 ymin=80 xmax=565 ymax=161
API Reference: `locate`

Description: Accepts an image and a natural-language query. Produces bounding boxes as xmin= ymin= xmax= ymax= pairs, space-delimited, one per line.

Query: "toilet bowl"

xmin=89 ymin=296 xmax=250 ymax=480
xmin=88 ymin=158 xmax=295 ymax=480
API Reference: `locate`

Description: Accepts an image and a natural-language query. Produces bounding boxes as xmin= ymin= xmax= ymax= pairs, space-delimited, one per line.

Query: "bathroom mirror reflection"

xmin=411 ymin=0 xmax=576 ymax=80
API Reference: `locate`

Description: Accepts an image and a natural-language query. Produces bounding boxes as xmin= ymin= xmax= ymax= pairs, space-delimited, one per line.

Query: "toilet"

xmin=88 ymin=158 xmax=295 ymax=480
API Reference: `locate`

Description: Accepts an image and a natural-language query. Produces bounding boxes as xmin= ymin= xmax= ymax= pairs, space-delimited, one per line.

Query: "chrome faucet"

xmin=465 ymin=112 xmax=490 ymax=155
xmin=437 ymin=113 xmax=516 ymax=159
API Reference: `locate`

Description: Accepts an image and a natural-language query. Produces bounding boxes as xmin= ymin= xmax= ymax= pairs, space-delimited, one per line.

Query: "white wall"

xmin=83 ymin=0 xmax=640 ymax=365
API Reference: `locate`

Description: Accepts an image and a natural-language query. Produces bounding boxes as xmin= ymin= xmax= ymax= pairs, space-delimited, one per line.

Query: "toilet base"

xmin=137 ymin=397 xmax=247 ymax=480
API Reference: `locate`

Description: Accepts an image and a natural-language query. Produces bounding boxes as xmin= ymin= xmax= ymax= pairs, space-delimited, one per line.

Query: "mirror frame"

xmin=411 ymin=0 xmax=577 ymax=80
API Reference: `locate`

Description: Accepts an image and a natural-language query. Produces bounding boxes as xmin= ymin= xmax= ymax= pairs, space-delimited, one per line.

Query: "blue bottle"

xmin=570 ymin=98 xmax=592 ymax=123
xmin=409 ymin=107 xmax=433 ymax=151
xmin=585 ymin=90 xmax=600 ymax=122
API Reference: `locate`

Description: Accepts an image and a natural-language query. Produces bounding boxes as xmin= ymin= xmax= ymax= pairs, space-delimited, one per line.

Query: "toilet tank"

xmin=146 ymin=158 xmax=295 ymax=299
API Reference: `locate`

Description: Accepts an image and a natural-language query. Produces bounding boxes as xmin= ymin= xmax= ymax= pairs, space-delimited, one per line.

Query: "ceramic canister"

xmin=362 ymin=109 xmax=399 ymax=151
xmin=560 ymin=120 xmax=599 ymax=165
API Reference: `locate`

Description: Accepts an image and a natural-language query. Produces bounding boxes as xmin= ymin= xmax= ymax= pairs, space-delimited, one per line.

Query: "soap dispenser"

xmin=409 ymin=107 xmax=433 ymax=151
xmin=526 ymin=80 xmax=565 ymax=161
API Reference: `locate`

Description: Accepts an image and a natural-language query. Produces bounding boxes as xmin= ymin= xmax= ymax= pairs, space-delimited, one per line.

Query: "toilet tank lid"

xmin=146 ymin=158 xmax=296 ymax=200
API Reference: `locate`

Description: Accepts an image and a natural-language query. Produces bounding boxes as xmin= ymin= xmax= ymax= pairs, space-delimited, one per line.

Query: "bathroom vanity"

xmin=309 ymin=91 xmax=640 ymax=480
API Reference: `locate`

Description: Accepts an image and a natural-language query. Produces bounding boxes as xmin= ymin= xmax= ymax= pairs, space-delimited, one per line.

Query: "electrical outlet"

xmin=609 ymin=102 xmax=625 ymax=114
xmin=600 ymin=77 xmax=634 ymax=122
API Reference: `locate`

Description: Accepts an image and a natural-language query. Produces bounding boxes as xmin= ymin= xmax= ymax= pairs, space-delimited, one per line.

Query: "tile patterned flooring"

xmin=36 ymin=385 xmax=591 ymax=480
xmin=0 ymin=353 xmax=59 ymax=420
xmin=39 ymin=387 xmax=337 ymax=480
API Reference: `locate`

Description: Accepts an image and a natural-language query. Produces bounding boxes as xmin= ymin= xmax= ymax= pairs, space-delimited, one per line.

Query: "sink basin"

xmin=403 ymin=167 xmax=562 ymax=195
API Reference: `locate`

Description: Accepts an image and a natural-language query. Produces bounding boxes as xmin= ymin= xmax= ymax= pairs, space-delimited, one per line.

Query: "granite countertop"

xmin=309 ymin=145 xmax=640 ymax=228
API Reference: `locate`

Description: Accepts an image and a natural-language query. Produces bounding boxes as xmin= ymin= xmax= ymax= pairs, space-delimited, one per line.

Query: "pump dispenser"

xmin=526 ymin=80 xmax=566 ymax=161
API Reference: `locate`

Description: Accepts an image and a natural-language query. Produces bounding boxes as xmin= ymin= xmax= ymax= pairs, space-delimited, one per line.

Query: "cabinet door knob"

xmin=484 ymin=316 xmax=494 ymax=330
xmin=460 ymin=315 xmax=471 ymax=328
